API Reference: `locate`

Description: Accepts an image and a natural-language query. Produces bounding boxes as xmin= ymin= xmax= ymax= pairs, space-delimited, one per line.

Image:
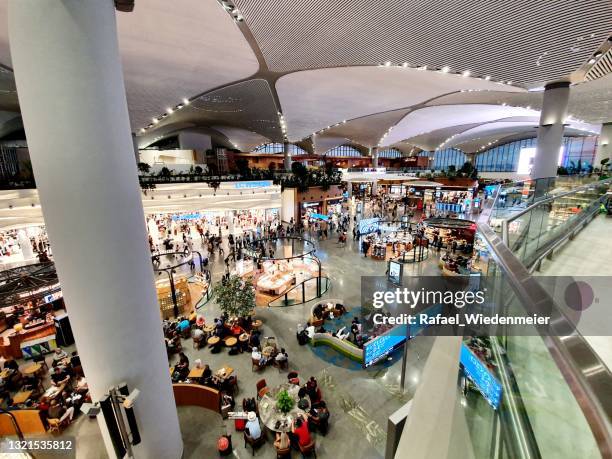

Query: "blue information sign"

xmin=460 ymin=343 xmax=502 ymax=409
xmin=363 ymin=325 xmax=407 ymax=368
xmin=234 ymin=181 xmax=272 ymax=189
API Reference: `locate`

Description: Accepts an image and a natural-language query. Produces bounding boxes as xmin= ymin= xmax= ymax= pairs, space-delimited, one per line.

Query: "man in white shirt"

xmin=245 ymin=411 xmax=262 ymax=440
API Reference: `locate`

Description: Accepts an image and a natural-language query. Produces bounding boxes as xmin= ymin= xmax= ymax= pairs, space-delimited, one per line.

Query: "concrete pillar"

xmin=283 ymin=141 xmax=292 ymax=170
xmin=595 ymin=123 xmax=612 ymax=170
xmin=8 ymin=2 xmax=183 ymax=458
xmin=370 ymin=146 xmax=379 ymax=168
xmin=371 ymin=180 xmax=378 ymax=196
xmin=531 ymin=82 xmax=570 ymax=181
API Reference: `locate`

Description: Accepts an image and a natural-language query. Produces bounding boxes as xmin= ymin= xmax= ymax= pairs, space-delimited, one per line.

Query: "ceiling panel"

xmin=319 ymin=108 xmax=411 ymax=148
xmin=235 ymin=0 xmax=611 ymax=87
xmin=211 ymin=125 xmax=270 ymax=152
xmin=383 ymin=104 xmax=540 ymax=146
xmin=277 ymin=66 xmax=523 ymax=141
xmin=143 ymin=79 xmax=282 ymax=141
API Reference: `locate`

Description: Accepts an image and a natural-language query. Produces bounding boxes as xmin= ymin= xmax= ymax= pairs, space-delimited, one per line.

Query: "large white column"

xmin=531 ymin=82 xmax=570 ymax=180
xmin=370 ymin=146 xmax=379 ymax=168
xmin=283 ymin=141 xmax=292 ymax=170
xmin=8 ymin=2 xmax=183 ymax=458
xmin=595 ymin=123 xmax=612 ymax=169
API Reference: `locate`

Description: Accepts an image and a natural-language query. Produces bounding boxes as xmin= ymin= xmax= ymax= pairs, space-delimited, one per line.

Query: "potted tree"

xmin=214 ymin=275 xmax=256 ymax=318
xmin=276 ymin=389 xmax=295 ymax=414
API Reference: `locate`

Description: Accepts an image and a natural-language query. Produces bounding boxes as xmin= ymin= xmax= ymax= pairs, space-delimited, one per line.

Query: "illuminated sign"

xmin=233 ymin=181 xmax=273 ymax=189
xmin=460 ymin=343 xmax=502 ymax=409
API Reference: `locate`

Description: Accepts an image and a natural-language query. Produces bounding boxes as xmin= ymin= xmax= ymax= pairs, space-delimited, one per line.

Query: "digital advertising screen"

xmin=358 ymin=218 xmax=380 ymax=235
xmin=388 ymin=260 xmax=402 ymax=285
xmin=363 ymin=325 xmax=408 ymax=368
xmin=459 ymin=343 xmax=502 ymax=409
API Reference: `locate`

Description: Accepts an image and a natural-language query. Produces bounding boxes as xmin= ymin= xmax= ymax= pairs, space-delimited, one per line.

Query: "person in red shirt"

xmin=291 ymin=416 xmax=311 ymax=447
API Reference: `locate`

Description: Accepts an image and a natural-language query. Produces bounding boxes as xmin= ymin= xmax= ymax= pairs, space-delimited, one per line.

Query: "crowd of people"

xmin=0 ymin=347 xmax=89 ymax=430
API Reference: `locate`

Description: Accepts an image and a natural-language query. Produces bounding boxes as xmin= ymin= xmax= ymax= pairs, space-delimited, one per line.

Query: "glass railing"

xmin=503 ymin=180 xmax=610 ymax=267
xmin=458 ymin=255 xmax=604 ymax=459
xmin=267 ymin=276 xmax=330 ymax=307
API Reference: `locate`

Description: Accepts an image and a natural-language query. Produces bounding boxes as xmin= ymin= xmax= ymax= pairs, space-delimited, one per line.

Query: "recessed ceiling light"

xmin=462 ymin=70 xmax=470 ymax=77
xmin=507 ymin=80 xmax=512 ymax=85
xmin=484 ymin=75 xmax=491 ymax=81
xmin=152 ymin=118 xmax=159 ymax=124
xmin=182 ymin=98 xmax=190 ymax=105
xmin=384 ymin=61 xmax=392 ymax=67
xmin=167 ymin=108 xmax=173 ymax=114
xmin=402 ymin=62 xmax=409 ymax=68
xmin=140 ymin=128 xmax=145 ymax=133
xmin=441 ymin=66 xmax=450 ymax=73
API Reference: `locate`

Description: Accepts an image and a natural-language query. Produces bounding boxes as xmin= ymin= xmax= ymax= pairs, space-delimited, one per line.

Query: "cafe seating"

xmin=244 ymin=431 xmax=266 ymax=456
xmin=251 ymin=358 xmax=263 ymax=372
xmin=275 ymin=444 xmax=291 ymax=459
xmin=298 ymin=438 xmax=317 ymax=458
xmin=255 ymin=379 xmax=268 ymax=399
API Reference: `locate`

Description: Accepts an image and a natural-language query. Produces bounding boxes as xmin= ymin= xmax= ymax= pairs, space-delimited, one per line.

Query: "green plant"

xmin=137 ymin=162 xmax=151 ymax=174
xmin=276 ymin=390 xmax=295 ymax=414
xmin=214 ymin=275 xmax=255 ymax=318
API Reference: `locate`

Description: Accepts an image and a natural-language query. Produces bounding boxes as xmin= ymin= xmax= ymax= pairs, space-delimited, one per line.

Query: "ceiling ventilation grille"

xmin=585 ymin=49 xmax=612 ymax=81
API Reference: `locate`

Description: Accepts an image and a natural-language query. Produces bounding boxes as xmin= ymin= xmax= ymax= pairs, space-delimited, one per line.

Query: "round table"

xmin=258 ymin=383 xmax=307 ymax=433
xmin=225 ymin=337 xmax=237 ymax=347
xmin=262 ymin=345 xmax=276 ymax=358
xmin=204 ymin=325 xmax=215 ymax=333
xmin=239 ymin=333 xmax=249 ymax=342
xmin=22 ymin=363 xmax=42 ymax=376
xmin=207 ymin=336 xmax=220 ymax=346
xmin=252 ymin=319 xmax=263 ymax=330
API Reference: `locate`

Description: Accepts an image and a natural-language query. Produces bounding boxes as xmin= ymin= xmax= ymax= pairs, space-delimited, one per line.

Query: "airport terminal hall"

xmin=1 ymin=1 xmax=612 ymax=458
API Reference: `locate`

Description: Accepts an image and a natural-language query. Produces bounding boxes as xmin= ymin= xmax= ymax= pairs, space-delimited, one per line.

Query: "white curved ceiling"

xmin=382 ymin=104 xmax=540 ymax=147
xmin=234 ymin=0 xmax=611 ymax=88
xmin=0 ymin=1 xmax=608 ymax=153
xmin=211 ymin=125 xmax=270 ymax=152
xmin=276 ymin=66 xmax=523 ymax=141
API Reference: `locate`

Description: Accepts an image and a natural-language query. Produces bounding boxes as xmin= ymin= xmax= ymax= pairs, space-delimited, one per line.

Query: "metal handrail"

xmin=504 ymin=177 xmax=612 ymax=225
xmin=477 ymin=221 xmax=612 ymax=458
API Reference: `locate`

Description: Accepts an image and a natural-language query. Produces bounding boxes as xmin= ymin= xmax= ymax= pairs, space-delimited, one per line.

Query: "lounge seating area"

xmin=0 ymin=347 xmax=91 ymax=436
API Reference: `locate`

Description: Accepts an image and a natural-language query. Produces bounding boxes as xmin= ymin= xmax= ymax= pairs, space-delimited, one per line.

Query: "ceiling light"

xmin=384 ymin=61 xmax=392 ymax=67
xmin=441 ymin=66 xmax=450 ymax=73
xmin=140 ymin=128 xmax=145 ymax=133
xmin=588 ymin=58 xmax=597 ymax=64
xmin=507 ymin=80 xmax=512 ymax=85
xmin=182 ymin=98 xmax=190 ymax=105
xmin=402 ymin=62 xmax=409 ymax=68
xmin=176 ymin=103 xmax=184 ymax=109
xmin=152 ymin=118 xmax=159 ymax=124
xmin=167 ymin=108 xmax=173 ymax=114
xmin=484 ymin=75 xmax=491 ymax=81
xmin=462 ymin=70 xmax=470 ymax=77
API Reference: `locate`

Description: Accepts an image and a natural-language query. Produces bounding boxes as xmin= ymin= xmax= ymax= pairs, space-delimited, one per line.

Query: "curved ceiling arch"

xmin=234 ymin=0 xmax=610 ymax=88
xmin=276 ymin=66 xmax=523 ymax=141
xmin=382 ymin=104 xmax=540 ymax=147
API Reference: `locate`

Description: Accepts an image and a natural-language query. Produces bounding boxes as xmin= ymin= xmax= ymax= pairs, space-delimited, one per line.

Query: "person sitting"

xmin=274 ymin=348 xmax=288 ymax=368
xmin=334 ymin=326 xmax=350 ymax=340
xmin=177 ymin=318 xmax=190 ymax=332
xmin=251 ymin=347 xmax=267 ymax=367
xmin=4 ymin=359 xmax=18 ymax=371
xmin=53 ymin=348 xmax=68 ymax=363
xmin=297 ymin=387 xmax=310 ymax=410
xmin=313 ymin=304 xmax=323 ymax=320
xmin=47 ymin=399 xmax=74 ymax=426
xmin=274 ymin=431 xmax=290 ymax=452
xmin=245 ymin=411 xmax=262 ymax=440
xmin=248 ymin=331 xmax=261 ymax=350
xmin=51 ymin=367 xmax=70 ymax=387
xmin=290 ymin=416 xmax=311 ymax=448
xmin=230 ymin=322 xmax=242 ymax=337
xmin=192 ymin=327 xmax=205 ymax=348
xmin=175 ymin=352 xmax=190 ymax=380
xmin=308 ymin=400 xmax=330 ymax=435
